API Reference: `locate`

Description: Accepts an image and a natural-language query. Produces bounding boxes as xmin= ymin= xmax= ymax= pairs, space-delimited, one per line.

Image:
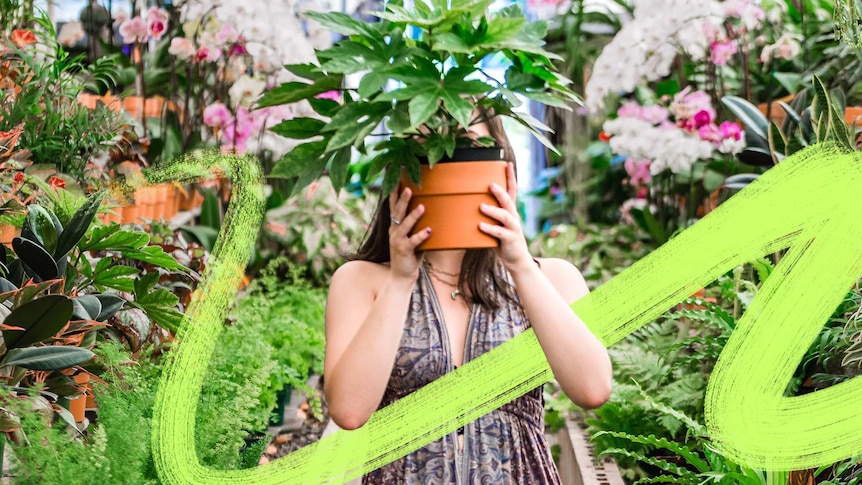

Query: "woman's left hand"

xmin=478 ymin=163 xmax=535 ymax=274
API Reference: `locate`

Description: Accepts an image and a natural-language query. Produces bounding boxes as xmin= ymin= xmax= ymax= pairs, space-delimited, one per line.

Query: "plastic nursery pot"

xmin=268 ymin=385 xmax=292 ymax=427
xmin=68 ymin=373 xmax=90 ymax=423
xmin=400 ymin=147 xmax=508 ymax=251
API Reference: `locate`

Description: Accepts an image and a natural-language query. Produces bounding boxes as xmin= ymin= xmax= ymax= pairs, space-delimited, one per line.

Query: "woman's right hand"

xmin=388 ymin=187 xmax=432 ymax=282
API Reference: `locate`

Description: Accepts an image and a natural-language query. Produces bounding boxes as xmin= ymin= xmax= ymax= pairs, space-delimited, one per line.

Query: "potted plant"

xmin=257 ymin=0 xmax=579 ymax=250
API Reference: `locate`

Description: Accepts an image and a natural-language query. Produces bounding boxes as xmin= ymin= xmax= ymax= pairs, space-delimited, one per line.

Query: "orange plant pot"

xmin=1 ymin=223 xmax=19 ymax=248
xmin=758 ymin=99 xmax=862 ymax=129
xmin=68 ymin=373 xmax=90 ymax=423
xmin=77 ymin=92 xmax=122 ymax=113
xmin=401 ymin=156 xmax=508 ymax=251
xmin=123 ymin=95 xmax=168 ymax=120
xmin=152 ymin=184 xmax=169 ymax=220
xmin=178 ymin=187 xmax=204 ymax=211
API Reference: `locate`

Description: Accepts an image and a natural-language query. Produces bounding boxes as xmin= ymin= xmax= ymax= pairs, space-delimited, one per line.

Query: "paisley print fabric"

xmin=362 ymin=265 xmax=562 ymax=485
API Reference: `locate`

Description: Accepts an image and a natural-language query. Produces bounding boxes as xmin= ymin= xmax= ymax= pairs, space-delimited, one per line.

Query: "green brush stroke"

xmin=149 ymin=144 xmax=862 ymax=483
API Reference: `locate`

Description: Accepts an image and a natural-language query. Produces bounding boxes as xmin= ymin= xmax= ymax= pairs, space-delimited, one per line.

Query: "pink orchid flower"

xmin=203 ymin=103 xmax=233 ymax=129
xmin=625 ymin=158 xmax=652 ymax=185
xmin=119 ymin=16 xmax=148 ymax=44
xmin=147 ymin=7 xmax=169 ymax=40
xmin=719 ymin=121 xmax=743 ymax=140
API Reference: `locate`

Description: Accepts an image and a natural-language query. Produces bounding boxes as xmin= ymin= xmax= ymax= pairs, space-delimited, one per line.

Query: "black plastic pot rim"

xmin=419 ymin=146 xmax=506 ymax=164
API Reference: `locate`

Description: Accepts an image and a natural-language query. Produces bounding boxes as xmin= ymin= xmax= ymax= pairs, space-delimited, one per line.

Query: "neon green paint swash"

xmin=150 ymin=144 xmax=862 ymax=483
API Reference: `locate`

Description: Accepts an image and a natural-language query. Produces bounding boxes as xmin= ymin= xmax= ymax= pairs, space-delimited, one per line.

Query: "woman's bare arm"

xmin=323 ymin=261 xmax=416 ymax=430
xmin=324 ymin=188 xmax=431 ymax=430
xmin=514 ymin=257 xmax=612 ymax=409
xmin=478 ymin=164 xmax=612 ymax=409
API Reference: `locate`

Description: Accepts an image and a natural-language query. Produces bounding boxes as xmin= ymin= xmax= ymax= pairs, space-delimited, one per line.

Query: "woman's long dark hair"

xmin=348 ymin=110 xmax=519 ymax=310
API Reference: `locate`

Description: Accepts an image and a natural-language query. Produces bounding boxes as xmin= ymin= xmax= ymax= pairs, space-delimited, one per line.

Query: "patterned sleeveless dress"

xmin=362 ymin=265 xmax=562 ymax=485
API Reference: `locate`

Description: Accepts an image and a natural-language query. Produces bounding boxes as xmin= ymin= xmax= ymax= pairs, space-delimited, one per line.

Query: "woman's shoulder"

xmin=534 ymin=257 xmax=581 ymax=276
xmin=330 ymin=260 xmax=391 ymax=293
xmin=534 ymin=257 xmax=590 ymax=303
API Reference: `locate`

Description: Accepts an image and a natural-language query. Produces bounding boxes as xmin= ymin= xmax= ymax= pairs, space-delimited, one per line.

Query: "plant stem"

xmin=134 ymin=43 xmax=147 ymax=134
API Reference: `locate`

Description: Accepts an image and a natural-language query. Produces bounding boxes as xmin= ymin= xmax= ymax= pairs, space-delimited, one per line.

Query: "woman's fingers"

xmin=478 ymin=221 xmax=512 ymax=241
xmin=489 ymin=182 xmax=516 ymax=214
xmin=392 ymin=187 xmax=412 ymax=222
xmin=407 ymin=226 xmax=432 ymax=247
xmin=480 ymin=203 xmax=516 ymax=228
xmin=397 ymin=203 xmax=425 ymax=233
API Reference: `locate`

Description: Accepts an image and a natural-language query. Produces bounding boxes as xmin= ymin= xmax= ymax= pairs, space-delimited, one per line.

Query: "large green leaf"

xmin=269 ymin=140 xmax=329 ymax=179
xmin=409 ymin=90 xmax=442 ymax=128
xmin=3 ymin=346 xmax=95 ymax=371
xmin=327 ymin=110 xmax=388 ymax=151
xmin=721 ymin=96 xmax=768 ymax=141
xmin=328 ymin=147 xmax=352 ymax=194
xmin=72 ymin=295 xmax=102 ymax=321
xmin=256 ymin=77 xmax=343 ymax=108
xmin=269 ymin=118 xmax=327 ymax=140
xmin=306 ymin=11 xmax=379 ymax=37
xmin=322 ymin=102 xmax=391 ymax=133
xmin=12 ymin=237 xmax=58 ymax=281
xmin=82 ymin=229 xmax=149 ymax=252
xmin=95 ymin=294 xmax=125 ymax=322
xmin=3 ymin=295 xmax=73 ymax=349
xmin=92 ymin=265 xmax=139 ymax=292
xmin=440 ymin=89 xmax=473 ymax=129
xmin=122 ymin=246 xmax=187 ymax=272
xmin=308 ymin=97 xmax=340 ymax=117
xmin=283 ymin=63 xmax=325 ymax=82
xmin=54 ymin=191 xmax=106 ymax=260
xmin=25 ymin=205 xmax=60 ymax=256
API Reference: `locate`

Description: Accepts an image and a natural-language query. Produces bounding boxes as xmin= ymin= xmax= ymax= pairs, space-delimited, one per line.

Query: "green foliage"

xmin=586 ymin=273 xmax=746 ymax=480
xmin=0 ymin=189 xmax=188 ymax=435
xmin=595 ymin=395 xmax=789 ymax=485
xmin=260 ymin=1 xmax=578 ymax=196
xmin=7 ymin=334 xmax=274 ymax=481
xmin=231 ymin=258 xmax=327 ymax=422
xmin=254 ymin=177 xmax=374 ymax=286
xmin=7 ymin=342 xmax=161 ymax=485
xmin=721 ymin=74 xmax=857 ymax=170
xmin=0 ymin=14 xmax=124 ymax=178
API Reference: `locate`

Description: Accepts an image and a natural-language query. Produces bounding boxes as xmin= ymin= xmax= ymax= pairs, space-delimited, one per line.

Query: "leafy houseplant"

xmin=257 ymin=0 xmax=579 ymax=249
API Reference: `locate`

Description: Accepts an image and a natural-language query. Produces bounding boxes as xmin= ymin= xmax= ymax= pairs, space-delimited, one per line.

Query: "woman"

xmin=324 ymin=117 xmax=613 ymax=484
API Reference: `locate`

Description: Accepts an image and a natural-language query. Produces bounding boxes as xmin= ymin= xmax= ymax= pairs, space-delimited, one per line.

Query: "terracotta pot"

xmin=123 ymin=95 xmax=168 ymax=120
xmin=401 ymin=149 xmax=508 ymax=251
xmin=1 ymin=223 xmax=19 ymax=248
xmin=138 ymin=187 xmax=155 ymax=221
xmin=758 ymin=100 xmax=862 ymax=129
xmin=166 ymin=186 xmax=179 ymax=220
xmin=68 ymin=373 xmax=90 ymax=423
xmin=152 ymin=184 xmax=170 ymax=220
xmin=77 ymin=92 xmax=122 ymax=113
xmin=844 ymin=107 xmax=862 ymax=126
xmin=178 ymin=187 xmax=204 ymax=211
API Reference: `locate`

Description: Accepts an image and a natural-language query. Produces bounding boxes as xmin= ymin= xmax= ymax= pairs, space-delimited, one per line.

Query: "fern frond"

xmin=637 ymin=390 xmax=708 ymax=438
xmin=669 ymin=306 xmax=735 ymax=332
xmin=593 ymin=431 xmax=710 ymax=472
xmin=634 ymin=476 xmax=694 ymax=484
xmin=599 ymin=448 xmax=700 ymax=482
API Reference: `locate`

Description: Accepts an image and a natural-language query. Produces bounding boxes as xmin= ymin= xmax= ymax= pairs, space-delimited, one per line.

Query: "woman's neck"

xmin=424 ymin=250 xmax=466 ymax=275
